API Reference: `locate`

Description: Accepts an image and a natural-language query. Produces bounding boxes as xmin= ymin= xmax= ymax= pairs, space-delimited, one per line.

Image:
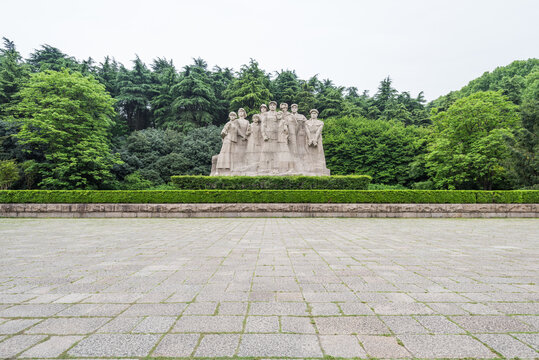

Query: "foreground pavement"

xmin=0 ymin=218 xmax=537 ymax=359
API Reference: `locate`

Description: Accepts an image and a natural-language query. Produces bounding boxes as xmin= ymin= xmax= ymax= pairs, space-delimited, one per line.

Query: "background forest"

xmin=0 ymin=38 xmax=537 ymax=190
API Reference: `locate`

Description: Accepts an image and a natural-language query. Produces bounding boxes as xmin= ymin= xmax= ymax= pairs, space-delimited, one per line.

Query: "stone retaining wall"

xmin=0 ymin=203 xmax=537 ymax=218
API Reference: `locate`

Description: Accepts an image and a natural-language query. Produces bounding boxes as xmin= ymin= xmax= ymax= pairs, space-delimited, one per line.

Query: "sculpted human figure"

xmin=215 ymin=111 xmax=240 ymax=175
xmin=290 ymin=103 xmax=307 ymax=170
xmin=236 ymin=108 xmax=250 ymax=170
xmin=280 ymin=103 xmax=298 ymax=166
xmin=259 ymin=101 xmax=279 ymax=172
xmin=259 ymin=104 xmax=268 ymax=121
xmin=245 ymin=114 xmax=263 ymax=173
xmin=305 ymin=109 xmax=330 ymax=175
xmin=276 ymin=110 xmax=293 ymax=173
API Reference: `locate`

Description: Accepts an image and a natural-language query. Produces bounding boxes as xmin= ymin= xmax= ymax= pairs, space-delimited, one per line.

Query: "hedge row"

xmin=0 ymin=190 xmax=537 ymax=204
xmin=170 ymin=175 xmax=372 ymax=190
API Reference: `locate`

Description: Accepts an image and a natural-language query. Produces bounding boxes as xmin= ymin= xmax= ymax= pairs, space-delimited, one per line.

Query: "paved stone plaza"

xmin=0 ymin=218 xmax=537 ymax=359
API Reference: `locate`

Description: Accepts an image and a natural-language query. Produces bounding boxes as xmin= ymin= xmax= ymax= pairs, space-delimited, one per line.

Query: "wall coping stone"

xmin=0 ymin=203 xmax=537 ymax=218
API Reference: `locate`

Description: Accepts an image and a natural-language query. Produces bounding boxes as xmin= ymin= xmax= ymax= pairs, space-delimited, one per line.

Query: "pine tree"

xmin=170 ymin=58 xmax=218 ymax=131
xmin=272 ymin=70 xmax=300 ymax=105
xmin=225 ymin=59 xmax=272 ymax=116
xmin=116 ymin=56 xmax=154 ymax=130
xmin=27 ymin=44 xmax=81 ymax=72
xmin=0 ymin=38 xmax=30 ymax=115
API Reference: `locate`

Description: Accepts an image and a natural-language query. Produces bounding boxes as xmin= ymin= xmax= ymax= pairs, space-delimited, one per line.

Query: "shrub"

xmin=0 ymin=190 xmax=536 ymax=204
xmin=170 ymin=175 xmax=372 ymax=190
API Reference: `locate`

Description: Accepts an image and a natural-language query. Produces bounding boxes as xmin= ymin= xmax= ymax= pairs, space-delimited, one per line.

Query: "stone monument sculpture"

xmin=211 ymin=101 xmax=330 ymax=176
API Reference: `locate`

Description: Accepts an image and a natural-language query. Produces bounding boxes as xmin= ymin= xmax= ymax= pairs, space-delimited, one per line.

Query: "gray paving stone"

xmin=56 ymin=303 xmax=128 ymax=316
xmin=0 ymin=318 xmax=41 ymax=334
xmin=218 ymin=301 xmax=248 ymax=315
xmin=400 ymin=334 xmax=497 ymax=358
xmin=451 ymin=315 xmax=535 ymax=332
xmin=380 ymin=315 xmax=429 ymax=334
xmin=357 ymin=334 xmax=412 ymax=358
xmin=310 ymin=302 xmax=341 ymax=315
xmin=0 ymin=304 xmax=67 ymax=317
xmin=132 ymin=316 xmax=176 ymax=333
xmin=1 ymin=219 xmax=538 ymax=359
xmin=20 ymin=335 xmax=83 ymax=357
xmin=415 ymin=315 xmax=466 ymax=334
xmin=184 ymin=301 xmax=218 ymax=315
xmin=68 ymin=333 xmax=160 ymax=356
xmin=315 ymin=316 xmax=389 ymax=334
xmin=238 ymin=333 xmax=323 ymax=357
xmin=96 ymin=316 xmax=141 ymax=333
xmin=512 ymin=333 xmax=539 ymax=351
xmin=339 ymin=302 xmax=375 ymax=315
xmin=476 ymin=333 xmax=538 ymax=358
xmin=122 ymin=303 xmax=187 ymax=316
xmin=249 ymin=301 xmax=308 ymax=315
xmin=319 ymin=334 xmax=366 ymax=357
xmin=0 ymin=334 xmax=46 ymax=357
xmin=372 ymin=302 xmax=434 ymax=315
xmin=172 ymin=315 xmax=244 ymax=333
xmin=280 ymin=316 xmax=316 ymax=333
xmin=195 ymin=334 xmax=240 ymax=357
xmin=459 ymin=302 xmax=501 ymax=315
xmin=26 ymin=317 xmax=110 ymax=335
xmin=245 ymin=316 xmax=280 ymax=333
xmin=152 ymin=333 xmax=199 ymax=356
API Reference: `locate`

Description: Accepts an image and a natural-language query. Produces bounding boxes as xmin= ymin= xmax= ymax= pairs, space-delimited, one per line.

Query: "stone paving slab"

xmin=0 ymin=218 xmax=537 ymax=359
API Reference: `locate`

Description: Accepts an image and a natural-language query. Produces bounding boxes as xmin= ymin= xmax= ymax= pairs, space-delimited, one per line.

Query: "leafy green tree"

xmin=272 ymin=70 xmax=300 ymax=105
xmin=0 ymin=159 xmax=19 ymax=189
xmin=116 ymin=56 xmax=154 ymax=130
xmin=426 ymin=91 xmax=520 ymax=190
xmin=114 ymin=126 xmax=221 ymax=186
xmin=0 ymin=38 xmax=30 ymax=116
xmin=324 ymin=116 xmax=428 ymax=186
xmin=430 ymin=59 xmax=539 ymax=110
xmin=509 ymin=69 xmax=539 ymax=188
xmin=8 ymin=70 xmax=120 ymax=189
xmin=225 ymin=59 xmax=272 ymax=116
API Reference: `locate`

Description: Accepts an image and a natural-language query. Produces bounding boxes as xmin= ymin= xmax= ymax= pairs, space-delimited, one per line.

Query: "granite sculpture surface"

xmin=211 ymin=102 xmax=330 ymax=176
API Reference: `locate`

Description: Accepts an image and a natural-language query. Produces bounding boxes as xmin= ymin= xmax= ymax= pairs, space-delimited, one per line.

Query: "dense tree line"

xmin=0 ymin=38 xmax=536 ymax=190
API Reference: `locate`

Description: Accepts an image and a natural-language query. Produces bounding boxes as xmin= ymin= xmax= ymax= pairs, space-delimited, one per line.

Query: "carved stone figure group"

xmin=211 ymin=101 xmax=330 ymax=176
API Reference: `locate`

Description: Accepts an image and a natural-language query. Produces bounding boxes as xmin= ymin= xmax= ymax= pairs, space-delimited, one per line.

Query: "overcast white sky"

xmin=1 ymin=0 xmax=538 ymax=100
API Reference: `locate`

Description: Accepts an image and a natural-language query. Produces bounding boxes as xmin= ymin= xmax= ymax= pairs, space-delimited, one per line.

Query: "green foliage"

xmin=509 ymin=69 xmax=539 ymax=188
xmin=170 ymin=58 xmax=219 ymax=131
xmin=170 ymin=175 xmax=371 ymax=190
xmin=8 ymin=70 xmax=120 ymax=189
xmin=426 ymin=91 xmax=520 ymax=190
xmin=0 ymin=159 xmax=19 ymax=189
xmin=225 ymin=59 xmax=272 ymax=116
xmin=114 ymin=126 xmax=222 ymax=186
xmin=430 ymin=59 xmax=539 ymax=110
xmin=27 ymin=44 xmax=82 ymax=73
xmin=272 ymin=70 xmax=301 ymax=105
xmin=323 ymin=117 xmax=429 ymax=186
xmin=0 ymin=38 xmax=30 ymax=116
xmin=116 ymin=57 xmax=154 ymax=130
xmin=0 ymin=189 xmax=536 ymax=204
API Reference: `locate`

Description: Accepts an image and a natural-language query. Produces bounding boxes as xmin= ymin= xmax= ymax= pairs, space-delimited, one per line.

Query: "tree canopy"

xmin=0 ymin=38 xmax=536 ymax=190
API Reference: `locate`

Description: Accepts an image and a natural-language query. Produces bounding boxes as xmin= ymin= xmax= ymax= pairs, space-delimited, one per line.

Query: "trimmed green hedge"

xmin=170 ymin=175 xmax=372 ymax=190
xmin=0 ymin=190 xmax=537 ymax=204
